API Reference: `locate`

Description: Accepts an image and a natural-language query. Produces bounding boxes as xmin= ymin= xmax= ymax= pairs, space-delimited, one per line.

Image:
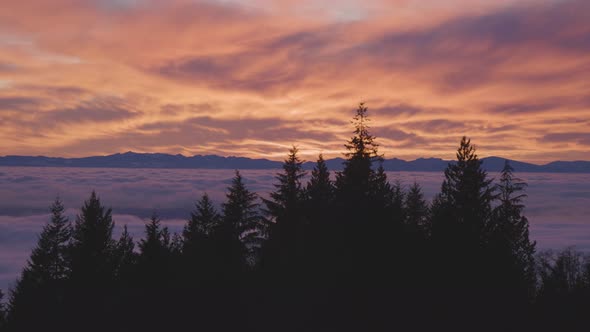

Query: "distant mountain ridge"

xmin=1 ymin=151 xmax=589 ymax=173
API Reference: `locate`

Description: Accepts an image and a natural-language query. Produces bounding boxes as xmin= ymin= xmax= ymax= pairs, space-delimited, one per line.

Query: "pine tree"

xmin=6 ymin=198 xmax=71 ymax=330
xmin=263 ymin=146 xmax=306 ymax=221
xmin=262 ymin=146 xmax=307 ymax=274
xmin=113 ymin=225 xmax=136 ymax=281
xmin=67 ymin=191 xmax=117 ymax=331
xmin=23 ymin=197 xmax=71 ymax=282
xmin=138 ymin=212 xmax=172 ymax=270
xmin=306 ymin=154 xmax=334 ymax=208
xmin=181 ymin=194 xmax=220 ymax=283
xmin=432 ymin=136 xmax=494 ymax=245
xmin=335 ymin=102 xmax=381 ymax=204
xmin=69 ymin=191 xmax=116 ymax=283
xmin=183 ymin=193 xmax=220 ymax=251
xmin=221 ymin=170 xmax=265 ymax=266
xmin=489 ymin=160 xmax=536 ymax=296
xmin=428 ymin=137 xmax=497 ymax=327
xmin=405 ymin=182 xmax=429 ymax=236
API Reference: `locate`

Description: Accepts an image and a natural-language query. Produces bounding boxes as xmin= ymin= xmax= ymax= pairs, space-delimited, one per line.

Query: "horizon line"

xmin=2 ymin=150 xmax=589 ymax=167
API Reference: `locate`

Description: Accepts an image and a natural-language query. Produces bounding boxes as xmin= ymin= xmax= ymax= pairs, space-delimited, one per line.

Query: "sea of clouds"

xmin=0 ymin=167 xmax=589 ymax=290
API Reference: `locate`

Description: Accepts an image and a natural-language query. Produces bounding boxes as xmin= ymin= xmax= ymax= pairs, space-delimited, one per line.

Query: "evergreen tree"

xmin=221 ymin=170 xmax=265 ymax=266
xmin=183 ymin=193 xmax=220 ymax=252
xmin=111 ymin=225 xmax=137 ymax=330
xmin=22 ymin=197 xmax=71 ymax=282
xmin=428 ymin=137 xmax=497 ymax=328
xmin=181 ymin=194 xmax=220 ymax=284
xmin=335 ymin=102 xmax=381 ymax=204
xmin=535 ymin=248 xmax=590 ymax=330
xmin=69 ymin=191 xmax=116 ymax=283
xmin=134 ymin=213 xmax=180 ymax=332
xmin=263 ymin=146 xmax=306 ymax=220
xmin=113 ymin=225 xmax=136 ymax=281
xmin=306 ymin=154 xmax=334 ymax=210
xmin=431 ymin=137 xmax=494 ymax=246
xmin=138 ymin=212 xmax=172 ymax=271
xmin=405 ymin=182 xmax=429 ymax=236
xmin=302 ymin=154 xmax=335 ymax=285
xmin=262 ymin=146 xmax=307 ymax=274
xmin=67 ymin=191 xmax=117 ymax=332
xmin=402 ymin=182 xmax=431 ymax=288
xmin=489 ymin=161 xmax=536 ymax=296
xmin=6 ymin=198 xmax=71 ymax=330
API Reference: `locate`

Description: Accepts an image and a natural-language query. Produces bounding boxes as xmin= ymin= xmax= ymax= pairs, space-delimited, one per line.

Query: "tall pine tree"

xmin=67 ymin=191 xmax=117 ymax=332
xmin=488 ymin=161 xmax=536 ymax=297
xmin=6 ymin=198 xmax=71 ymax=330
xmin=431 ymin=137 xmax=494 ymax=248
xmin=219 ymin=170 xmax=264 ymax=269
xmin=69 ymin=191 xmax=116 ymax=283
xmin=335 ymin=102 xmax=381 ymax=206
xmin=182 ymin=194 xmax=221 ymax=281
xmin=262 ymin=146 xmax=307 ymax=274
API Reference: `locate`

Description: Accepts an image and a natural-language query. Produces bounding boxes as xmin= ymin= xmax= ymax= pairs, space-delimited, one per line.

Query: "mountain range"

xmin=0 ymin=152 xmax=589 ymax=173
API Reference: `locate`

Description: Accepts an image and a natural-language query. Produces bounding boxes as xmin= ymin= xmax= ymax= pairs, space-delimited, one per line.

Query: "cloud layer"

xmin=0 ymin=0 xmax=589 ymax=162
xmin=1 ymin=166 xmax=589 ymax=291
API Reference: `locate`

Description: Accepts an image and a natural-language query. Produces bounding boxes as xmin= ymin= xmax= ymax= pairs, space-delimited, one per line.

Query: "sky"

xmin=0 ymin=0 xmax=589 ymax=163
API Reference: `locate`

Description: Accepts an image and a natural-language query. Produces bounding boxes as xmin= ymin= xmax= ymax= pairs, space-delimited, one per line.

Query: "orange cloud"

xmin=0 ymin=0 xmax=589 ymax=163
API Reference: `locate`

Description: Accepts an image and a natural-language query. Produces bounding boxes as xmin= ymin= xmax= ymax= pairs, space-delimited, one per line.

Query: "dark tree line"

xmin=1 ymin=103 xmax=589 ymax=331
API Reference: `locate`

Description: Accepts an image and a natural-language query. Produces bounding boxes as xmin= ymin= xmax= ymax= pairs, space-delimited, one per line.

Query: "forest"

xmin=1 ymin=104 xmax=589 ymax=331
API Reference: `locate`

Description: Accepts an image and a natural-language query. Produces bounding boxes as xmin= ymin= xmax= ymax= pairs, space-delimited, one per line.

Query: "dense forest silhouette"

xmin=1 ymin=103 xmax=589 ymax=331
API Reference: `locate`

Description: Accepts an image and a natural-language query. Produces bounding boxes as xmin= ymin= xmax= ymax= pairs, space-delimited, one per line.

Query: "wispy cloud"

xmin=0 ymin=0 xmax=588 ymax=163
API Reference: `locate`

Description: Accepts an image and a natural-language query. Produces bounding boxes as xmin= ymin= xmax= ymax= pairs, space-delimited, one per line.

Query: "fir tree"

xmin=489 ymin=161 xmax=536 ymax=296
xmin=113 ymin=225 xmax=136 ymax=281
xmin=335 ymin=102 xmax=381 ymax=203
xmin=261 ymin=146 xmax=307 ymax=274
xmin=67 ymin=191 xmax=117 ymax=331
xmin=306 ymin=154 xmax=334 ymax=208
xmin=263 ymin=146 xmax=306 ymax=221
xmin=69 ymin=191 xmax=116 ymax=283
xmin=428 ymin=137 xmax=497 ymax=327
xmin=405 ymin=182 xmax=429 ymax=236
xmin=432 ymin=136 xmax=494 ymax=245
xmin=183 ymin=193 xmax=220 ymax=251
xmin=6 ymin=198 xmax=71 ymax=330
xmin=23 ymin=198 xmax=71 ymax=282
xmin=221 ymin=170 xmax=265 ymax=265
xmin=138 ymin=212 xmax=172 ymax=270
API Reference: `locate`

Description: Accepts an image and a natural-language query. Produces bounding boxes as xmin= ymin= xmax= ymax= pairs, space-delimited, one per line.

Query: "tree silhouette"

xmin=69 ymin=191 xmax=116 ymax=283
xmin=261 ymin=146 xmax=307 ymax=275
xmin=488 ymin=161 xmax=536 ymax=299
xmin=6 ymin=103 xmax=590 ymax=331
xmin=6 ymin=198 xmax=71 ymax=330
xmin=535 ymin=248 xmax=590 ymax=330
xmin=138 ymin=212 xmax=173 ymax=276
xmin=405 ymin=182 xmax=429 ymax=237
xmin=181 ymin=193 xmax=221 ymax=283
xmin=113 ymin=225 xmax=136 ymax=281
xmin=184 ymin=193 xmax=220 ymax=245
xmin=305 ymin=154 xmax=334 ymax=211
xmin=331 ymin=103 xmax=386 ymax=273
xmin=428 ymin=137 xmax=497 ymax=329
xmin=67 ymin=191 xmax=118 ymax=332
xmin=336 ymin=102 xmax=381 ymax=203
xmin=221 ymin=170 xmax=265 ymax=267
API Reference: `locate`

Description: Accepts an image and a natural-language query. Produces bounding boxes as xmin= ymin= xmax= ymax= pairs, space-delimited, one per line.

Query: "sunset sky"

xmin=0 ymin=0 xmax=589 ymax=163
